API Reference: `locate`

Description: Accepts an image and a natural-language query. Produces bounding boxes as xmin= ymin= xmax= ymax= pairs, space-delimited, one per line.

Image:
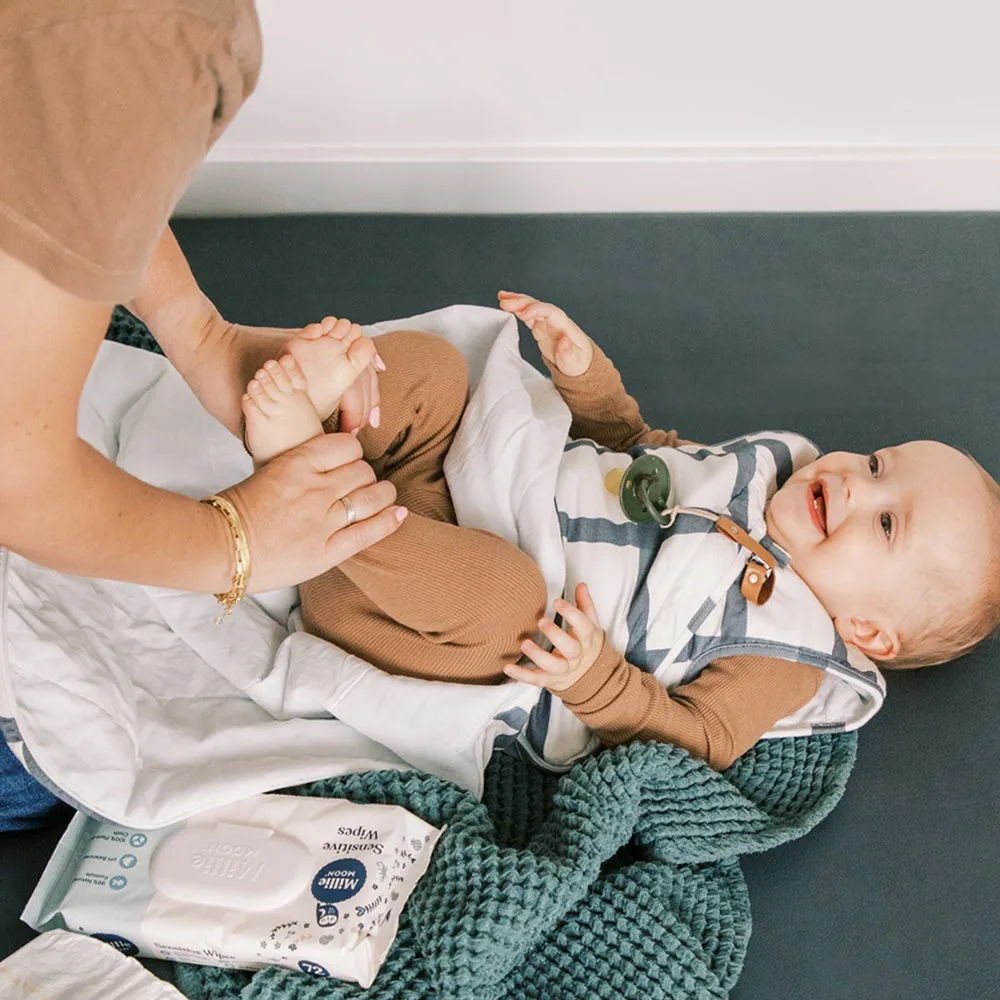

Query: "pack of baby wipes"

xmin=22 ymin=794 xmax=443 ymax=988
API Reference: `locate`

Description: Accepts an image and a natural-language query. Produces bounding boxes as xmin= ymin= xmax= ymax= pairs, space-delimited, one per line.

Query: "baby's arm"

xmin=503 ymin=580 xmax=821 ymax=770
xmin=497 ymin=291 xmax=688 ymax=451
xmin=548 ymin=342 xmax=684 ymax=451
xmin=561 ymin=647 xmax=824 ymax=771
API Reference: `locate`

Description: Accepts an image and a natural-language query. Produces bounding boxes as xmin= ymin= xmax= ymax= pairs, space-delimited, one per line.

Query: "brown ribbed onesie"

xmin=300 ymin=330 xmax=823 ymax=770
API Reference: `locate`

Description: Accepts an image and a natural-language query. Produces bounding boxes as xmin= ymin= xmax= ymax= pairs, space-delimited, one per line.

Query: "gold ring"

xmin=340 ymin=495 xmax=357 ymax=526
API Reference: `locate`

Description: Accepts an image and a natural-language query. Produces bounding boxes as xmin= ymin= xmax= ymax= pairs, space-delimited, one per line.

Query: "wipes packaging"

xmin=23 ymin=794 xmax=443 ymax=987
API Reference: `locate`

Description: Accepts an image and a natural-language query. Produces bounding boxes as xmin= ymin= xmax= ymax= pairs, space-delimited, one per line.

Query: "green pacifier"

xmin=604 ymin=455 xmax=674 ymax=526
xmin=604 ymin=454 xmax=777 ymax=606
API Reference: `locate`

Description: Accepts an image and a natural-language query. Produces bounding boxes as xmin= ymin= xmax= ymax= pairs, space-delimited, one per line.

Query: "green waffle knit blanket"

xmin=173 ymin=734 xmax=855 ymax=1000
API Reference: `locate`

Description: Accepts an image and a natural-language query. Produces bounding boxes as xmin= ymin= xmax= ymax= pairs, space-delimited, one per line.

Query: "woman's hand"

xmin=497 ymin=290 xmax=594 ymax=377
xmin=223 ymin=432 xmax=406 ymax=593
xmin=504 ymin=583 xmax=604 ymax=693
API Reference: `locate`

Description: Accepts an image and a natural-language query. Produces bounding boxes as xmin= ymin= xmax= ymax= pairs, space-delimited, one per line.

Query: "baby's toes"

xmin=246 ymin=376 xmax=275 ymax=414
xmin=345 ymin=335 xmax=377 ymax=371
xmin=299 ymin=319 xmax=328 ymax=341
xmin=262 ymin=359 xmax=294 ymax=395
xmin=250 ymin=367 xmax=285 ymax=410
xmin=339 ymin=322 xmax=365 ymax=348
xmin=330 ymin=317 xmax=353 ymax=341
xmin=278 ymin=353 xmax=310 ymax=392
xmin=241 ymin=390 xmax=262 ymax=421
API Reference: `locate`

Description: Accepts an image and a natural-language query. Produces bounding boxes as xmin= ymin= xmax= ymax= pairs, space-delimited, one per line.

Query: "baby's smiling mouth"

xmin=808 ymin=480 xmax=828 ymax=536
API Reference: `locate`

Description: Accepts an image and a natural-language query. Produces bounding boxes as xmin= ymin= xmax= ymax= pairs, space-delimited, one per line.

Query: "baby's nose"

xmin=842 ymin=470 xmax=882 ymax=514
xmin=842 ymin=472 xmax=854 ymax=506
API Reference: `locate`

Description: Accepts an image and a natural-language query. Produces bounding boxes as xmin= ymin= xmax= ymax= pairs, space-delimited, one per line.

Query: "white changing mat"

xmin=0 ymin=306 xmax=571 ymax=829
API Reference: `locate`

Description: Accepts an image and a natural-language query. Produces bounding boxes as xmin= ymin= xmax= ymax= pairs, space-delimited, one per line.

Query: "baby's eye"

xmin=880 ymin=512 xmax=893 ymax=539
xmin=868 ymin=453 xmax=880 ymax=477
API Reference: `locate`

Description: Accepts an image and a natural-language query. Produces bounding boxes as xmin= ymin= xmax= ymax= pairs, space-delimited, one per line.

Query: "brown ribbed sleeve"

xmin=545 ymin=342 xmax=682 ymax=449
xmin=560 ymin=640 xmax=825 ymax=771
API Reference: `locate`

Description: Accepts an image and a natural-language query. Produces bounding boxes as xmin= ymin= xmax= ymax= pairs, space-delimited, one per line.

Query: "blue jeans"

xmin=0 ymin=736 xmax=62 ymax=831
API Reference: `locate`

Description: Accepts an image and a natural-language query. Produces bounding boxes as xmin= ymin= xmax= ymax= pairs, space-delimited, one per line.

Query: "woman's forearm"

xmin=128 ymin=227 xmax=296 ymax=437
xmin=0 ymin=436 xmax=234 ymax=593
xmin=0 ymin=245 xmax=231 ymax=592
xmin=126 ymin=225 xmax=218 ymax=360
xmin=125 ymin=226 xmax=246 ymax=432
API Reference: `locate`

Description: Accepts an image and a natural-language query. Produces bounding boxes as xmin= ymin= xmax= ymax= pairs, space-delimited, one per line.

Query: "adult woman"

xmin=0 ymin=1 xmax=402 ymax=824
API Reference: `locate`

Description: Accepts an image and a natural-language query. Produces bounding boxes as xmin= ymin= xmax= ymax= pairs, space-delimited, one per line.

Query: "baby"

xmin=239 ymin=293 xmax=1000 ymax=770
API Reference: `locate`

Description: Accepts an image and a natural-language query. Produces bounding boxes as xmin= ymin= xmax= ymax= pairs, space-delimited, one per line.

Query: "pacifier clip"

xmin=604 ymin=455 xmax=777 ymax=606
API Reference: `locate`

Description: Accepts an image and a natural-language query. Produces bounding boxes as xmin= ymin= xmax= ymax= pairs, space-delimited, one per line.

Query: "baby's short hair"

xmin=887 ymin=455 xmax=1000 ymax=670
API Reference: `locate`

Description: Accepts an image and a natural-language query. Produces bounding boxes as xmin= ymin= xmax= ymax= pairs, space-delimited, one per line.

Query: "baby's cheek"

xmin=793 ymin=543 xmax=849 ymax=613
xmin=809 ymin=536 xmax=879 ymax=616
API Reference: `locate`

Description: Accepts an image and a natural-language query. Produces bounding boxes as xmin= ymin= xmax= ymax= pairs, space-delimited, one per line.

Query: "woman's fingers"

xmin=330 ymin=478 xmax=398 ymax=527
xmin=334 ymin=478 xmax=396 ymax=523
xmin=224 ymin=435 xmax=401 ymax=593
xmin=321 ymin=457 xmax=378 ymax=513
xmin=339 ymin=365 xmax=380 ymax=434
xmin=326 ymin=501 xmax=408 ymax=566
xmin=297 ymin=429 xmax=364 ymax=472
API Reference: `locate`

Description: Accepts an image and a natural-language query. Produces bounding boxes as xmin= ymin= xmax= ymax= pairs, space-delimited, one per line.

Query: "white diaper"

xmin=23 ymin=794 xmax=443 ymax=988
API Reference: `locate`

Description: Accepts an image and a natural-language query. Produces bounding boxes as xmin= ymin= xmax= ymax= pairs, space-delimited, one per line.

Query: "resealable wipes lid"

xmin=22 ymin=794 xmax=443 ymax=988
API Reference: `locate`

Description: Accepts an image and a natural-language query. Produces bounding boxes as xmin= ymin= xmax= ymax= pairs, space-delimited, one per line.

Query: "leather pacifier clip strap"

xmin=715 ymin=516 xmax=777 ymax=605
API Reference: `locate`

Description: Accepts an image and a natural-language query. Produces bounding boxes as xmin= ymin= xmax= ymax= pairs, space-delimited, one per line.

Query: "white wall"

xmin=178 ymin=0 xmax=1000 ymax=214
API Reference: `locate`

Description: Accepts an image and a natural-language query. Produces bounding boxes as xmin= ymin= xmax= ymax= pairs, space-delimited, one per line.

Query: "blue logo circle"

xmin=119 ymin=854 xmax=138 ymax=869
xmin=129 ymin=834 xmax=148 ymax=848
xmin=311 ymin=859 xmax=367 ymax=903
xmin=297 ymin=960 xmax=330 ymax=978
xmin=108 ymin=875 xmax=128 ymax=891
xmin=92 ymin=933 xmax=139 ymax=957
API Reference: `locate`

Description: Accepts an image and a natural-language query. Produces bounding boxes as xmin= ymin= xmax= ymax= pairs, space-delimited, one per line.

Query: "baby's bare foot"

xmin=242 ymin=356 xmax=324 ymax=464
xmin=285 ymin=316 xmax=378 ymax=423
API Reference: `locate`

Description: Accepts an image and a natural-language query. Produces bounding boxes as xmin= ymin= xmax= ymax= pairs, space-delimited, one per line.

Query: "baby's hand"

xmin=497 ymin=291 xmax=594 ymax=377
xmin=504 ymin=583 xmax=604 ymax=693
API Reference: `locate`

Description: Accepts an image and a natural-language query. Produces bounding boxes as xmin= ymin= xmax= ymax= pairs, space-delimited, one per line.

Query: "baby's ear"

xmin=834 ymin=616 xmax=900 ymax=661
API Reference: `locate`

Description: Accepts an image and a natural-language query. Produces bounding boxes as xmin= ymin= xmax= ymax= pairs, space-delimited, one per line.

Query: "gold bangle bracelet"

xmin=201 ymin=494 xmax=251 ymax=620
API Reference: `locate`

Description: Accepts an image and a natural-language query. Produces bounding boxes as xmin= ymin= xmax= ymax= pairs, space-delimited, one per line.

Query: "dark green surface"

xmin=5 ymin=214 xmax=1000 ymax=998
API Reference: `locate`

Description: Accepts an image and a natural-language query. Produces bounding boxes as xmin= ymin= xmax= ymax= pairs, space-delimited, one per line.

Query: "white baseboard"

xmin=176 ymin=144 xmax=1000 ymax=215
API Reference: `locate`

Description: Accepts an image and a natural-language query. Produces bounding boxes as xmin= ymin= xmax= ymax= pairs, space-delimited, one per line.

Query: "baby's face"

xmin=765 ymin=441 xmax=986 ymax=658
